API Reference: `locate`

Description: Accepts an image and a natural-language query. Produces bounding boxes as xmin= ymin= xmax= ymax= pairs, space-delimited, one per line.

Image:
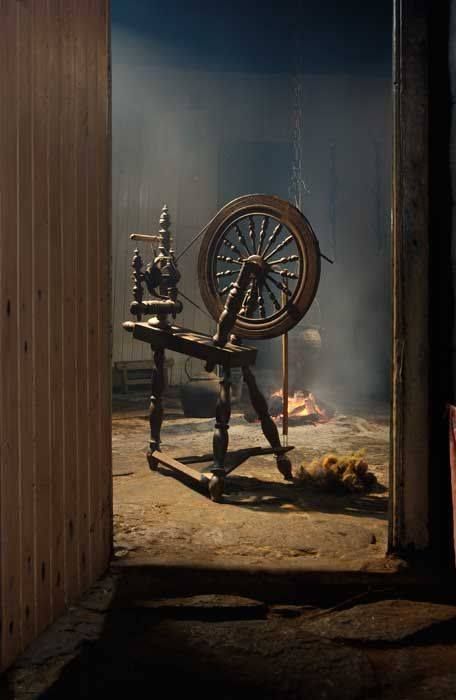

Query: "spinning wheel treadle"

xmin=123 ymin=195 xmax=323 ymax=501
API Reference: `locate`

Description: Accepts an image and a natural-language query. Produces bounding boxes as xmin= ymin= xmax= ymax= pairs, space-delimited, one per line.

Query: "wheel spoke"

xmin=257 ymin=216 xmax=269 ymax=254
xmin=218 ymin=284 xmax=231 ymax=295
xmin=267 ymin=254 xmax=299 ymax=265
xmin=232 ymin=224 xmax=252 ymax=255
xmin=263 ymin=279 xmax=281 ymax=311
xmin=240 ymin=280 xmax=256 ymax=316
xmin=223 ymin=237 xmax=243 ymax=258
xmin=267 ymin=274 xmax=293 ymax=297
xmin=269 ymin=268 xmax=299 ymax=280
xmin=257 ymin=285 xmax=266 ymax=318
xmin=264 ymin=234 xmax=293 ymax=261
xmin=216 ymin=255 xmax=243 ymax=265
xmin=247 ymin=281 xmax=259 ymax=316
xmin=262 ymin=223 xmax=283 ymax=257
xmin=248 ymin=216 xmax=256 ymax=252
xmin=240 ymin=281 xmax=252 ymax=315
xmin=216 ymin=268 xmax=238 ymax=278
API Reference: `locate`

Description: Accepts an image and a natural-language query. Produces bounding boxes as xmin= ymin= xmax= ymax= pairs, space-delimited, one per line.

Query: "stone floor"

xmin=112 ymin=386 xmax=391 ymax=572
xmin=0 ymin=386 xmax=456 ymax=700
xmin=4 ymin=569 xmax=456 ymax=699
xmin=4 ymin=389 xmax=456 ymax=698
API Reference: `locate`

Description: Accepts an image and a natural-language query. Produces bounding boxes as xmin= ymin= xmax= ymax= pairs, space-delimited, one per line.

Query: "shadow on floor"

xmin=35 ymin=614 xmax=268 ymax=699
xmin=10 ymin=562 xmax=456 ymax=700
xmin=5 ymin=556 xmax=456 ymax=700
xmin=153 ymin=465 xmax=388 ymax=520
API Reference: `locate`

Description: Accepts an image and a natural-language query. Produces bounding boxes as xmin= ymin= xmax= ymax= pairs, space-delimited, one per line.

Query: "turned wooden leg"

xmin=210 ymin=367 xmax=231 ymax=501
xmin=242 ymin=366 xmax=293 ymax=481
xmin=147 ymin=347 xmax=165 ymax=471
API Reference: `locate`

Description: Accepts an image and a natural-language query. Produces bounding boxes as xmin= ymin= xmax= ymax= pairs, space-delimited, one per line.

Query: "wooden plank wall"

xmin=0 ymin=0 xmax=112 ymax=671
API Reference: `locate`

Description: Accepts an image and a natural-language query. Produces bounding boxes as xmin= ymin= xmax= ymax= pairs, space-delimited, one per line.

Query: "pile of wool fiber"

xmin=296 ymin=451 xmax=378 ymax=494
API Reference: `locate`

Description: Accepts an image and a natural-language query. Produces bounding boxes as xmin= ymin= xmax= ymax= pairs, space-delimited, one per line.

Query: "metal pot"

xmin=179 ymin=358 xmax=220 ymax=418
xmin=289 ymin=324 xmax=323 ymax=392
xmin=298 ymin=325 xmax=323 ymax=352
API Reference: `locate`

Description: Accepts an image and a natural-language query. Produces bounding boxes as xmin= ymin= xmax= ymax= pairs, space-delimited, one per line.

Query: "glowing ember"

xmin=243 ymin=388 xmax=333 ymax=425
xmin=270 ymin=389 xmax=329 ymax=423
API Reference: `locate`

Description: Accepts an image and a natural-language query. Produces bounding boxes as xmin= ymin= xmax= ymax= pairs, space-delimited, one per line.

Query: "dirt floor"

xmin=112 ymin=385 xmax=391 ymax=572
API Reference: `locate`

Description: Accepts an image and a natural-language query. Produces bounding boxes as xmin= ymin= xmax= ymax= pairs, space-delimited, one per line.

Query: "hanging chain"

xmin=289 ymin=6 xmax=310 ymax=212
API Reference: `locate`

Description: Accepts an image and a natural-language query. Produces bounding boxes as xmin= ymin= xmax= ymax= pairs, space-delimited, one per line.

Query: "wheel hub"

xmin=245 ymin=253 xmax=270 ymax=279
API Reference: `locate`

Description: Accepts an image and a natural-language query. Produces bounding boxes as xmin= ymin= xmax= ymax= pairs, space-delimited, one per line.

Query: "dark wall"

xmin=111 ymin=0 xmax=392 ymax=76
xmin=111 ymin=2 xmax=393 ymax=400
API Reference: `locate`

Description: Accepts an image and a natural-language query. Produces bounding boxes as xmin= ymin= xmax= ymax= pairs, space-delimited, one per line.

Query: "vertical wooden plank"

xmin=90 ymin=2 xmax=104 ymax=576
xmin=102 ymin=0 xmax=113 ymax=568
xmin=0 ymin=0 xmax=22 ymax=667
xmin=0 ymin=0 xmax=6 ymax=666
xmin=0 ymin=0 xmax=4 ymax=667
xmin=74 ymin=0 xmax=90 ymax=592
xmin=94 ymin=0 xmax=112 ymax=576
xmin=17 ymin=0 xmax=36 ymax=647
xmin=61 ymin=0 xmax=80 ymax=600
xmin=0 ymin=0 xmax=5 ymax=667
xmin=32 ymin=0 xmax=53 ymax=631
xmin=87 ymin=0 xmax=102 ymax=583
xmin=48 ymin=0 xmax=65 ymax=617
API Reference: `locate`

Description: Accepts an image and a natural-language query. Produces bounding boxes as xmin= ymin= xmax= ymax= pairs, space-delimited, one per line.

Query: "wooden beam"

xmin=390 ymin=0 xmax=430 ymax=552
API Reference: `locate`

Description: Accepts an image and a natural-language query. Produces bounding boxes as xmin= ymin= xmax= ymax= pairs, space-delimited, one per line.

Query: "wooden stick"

xmin=281 ymin=291 xmax=289 ymax=446
xmin=130 ymin=233 xmax=160 ymax=242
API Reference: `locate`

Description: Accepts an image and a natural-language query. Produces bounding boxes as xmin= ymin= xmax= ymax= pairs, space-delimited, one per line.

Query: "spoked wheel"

xmin=198 ymin=194 xmax=321 ymax=340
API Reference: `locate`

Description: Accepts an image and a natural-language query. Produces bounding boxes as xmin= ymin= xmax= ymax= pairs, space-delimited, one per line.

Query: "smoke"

xmin=111 ymin=3 xmax=392 ymax=399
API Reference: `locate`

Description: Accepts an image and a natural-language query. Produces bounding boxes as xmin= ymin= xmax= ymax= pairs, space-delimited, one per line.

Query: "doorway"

xmin=108 ymin=1 xmax=417 ymax=573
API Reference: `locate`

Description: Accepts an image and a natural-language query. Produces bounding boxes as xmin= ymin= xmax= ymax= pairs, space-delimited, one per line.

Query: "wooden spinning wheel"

xmin=198 ymin=194 xmax=321 ymax=340
xmin=123 ymin=195 xmax=326 ymax=502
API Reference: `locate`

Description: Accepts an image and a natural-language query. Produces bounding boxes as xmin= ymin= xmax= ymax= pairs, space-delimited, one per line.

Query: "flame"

xmin=271 ymin=389 xmax=328 ymax=421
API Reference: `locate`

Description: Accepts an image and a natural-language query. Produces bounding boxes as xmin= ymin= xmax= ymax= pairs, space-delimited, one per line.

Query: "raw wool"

xmin=296 ymin=451 xmax=378 ymax=494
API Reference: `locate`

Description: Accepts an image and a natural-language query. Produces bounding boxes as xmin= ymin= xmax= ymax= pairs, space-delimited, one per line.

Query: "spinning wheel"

xmin=198 ymin=194 xmax=321 ymax=340
xmin=123 ymin=195 xmax=326 ymax=502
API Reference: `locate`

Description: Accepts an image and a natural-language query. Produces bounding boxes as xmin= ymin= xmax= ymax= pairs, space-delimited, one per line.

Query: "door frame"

xmin=390 ymin=0 xmax=454 ymax=564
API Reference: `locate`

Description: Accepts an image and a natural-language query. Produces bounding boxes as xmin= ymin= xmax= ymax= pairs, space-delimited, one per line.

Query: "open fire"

xmin=269 ymin=389 xmax=330 ymax=425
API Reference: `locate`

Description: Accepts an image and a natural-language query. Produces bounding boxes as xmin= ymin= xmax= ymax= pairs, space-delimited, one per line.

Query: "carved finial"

xmin=158 ymin=204 xmax=171 ymax=253
xmin=131 ymin=247 xmax=144 ymax=321
xmin=159 ymin=203 xmax=170 ymax=230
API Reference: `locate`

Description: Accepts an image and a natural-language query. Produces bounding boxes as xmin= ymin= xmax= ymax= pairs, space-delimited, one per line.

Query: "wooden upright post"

xmin=281 ymin=290 xmax=289 ymax=446
xmin=390 ymin=0 xmax=430 ymax=553
xmin=147 ymin=348 xmax=165 ymax=471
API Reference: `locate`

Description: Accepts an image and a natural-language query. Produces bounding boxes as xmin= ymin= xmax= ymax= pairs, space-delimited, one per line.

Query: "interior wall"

xmin=0 ymin=0 xmax=112 ymax=671
xmin=111 ymin=63 xmax=392 ymax=393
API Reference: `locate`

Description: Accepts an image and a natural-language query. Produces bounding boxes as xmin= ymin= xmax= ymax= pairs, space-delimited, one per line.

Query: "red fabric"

xmin=449 ymin=405 xmax=456 ymax=559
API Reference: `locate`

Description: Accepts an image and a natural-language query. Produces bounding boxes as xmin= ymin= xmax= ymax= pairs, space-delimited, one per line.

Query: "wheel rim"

xmin=198 ymin=194 xmax=321 ymax=340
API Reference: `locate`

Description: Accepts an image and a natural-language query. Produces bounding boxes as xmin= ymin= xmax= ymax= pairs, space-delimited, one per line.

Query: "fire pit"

xmin=244 ymin=388 xmax=335 ymax=425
